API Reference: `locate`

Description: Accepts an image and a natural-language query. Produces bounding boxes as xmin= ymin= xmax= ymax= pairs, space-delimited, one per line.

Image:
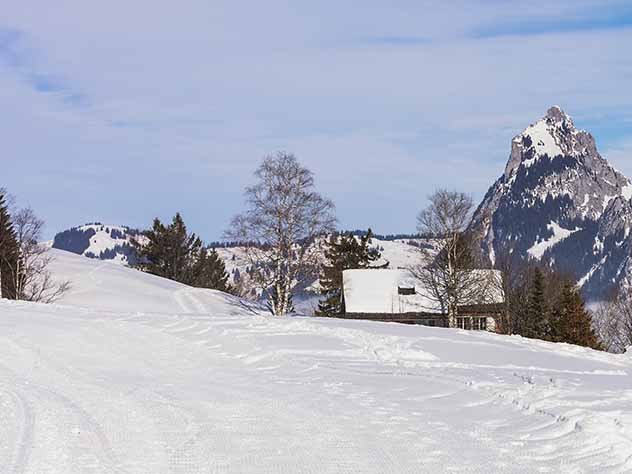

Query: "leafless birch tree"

xmin=411 ymin=190 xmax=494 ymax=328
xmin=225 ymin=152 xmax=336 ymax=315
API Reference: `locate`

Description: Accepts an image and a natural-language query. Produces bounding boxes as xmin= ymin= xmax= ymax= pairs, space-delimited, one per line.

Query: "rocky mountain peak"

xmin=471 ymin=107 xmax=632 ymax=299
xmin=544 ymin=105 xmax=569 ymax=124
xmin=504 ymin=106 xmax=599 ymax=180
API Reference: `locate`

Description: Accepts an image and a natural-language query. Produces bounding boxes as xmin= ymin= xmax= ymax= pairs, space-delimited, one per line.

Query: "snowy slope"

xmin=1 ymin=249 xmax=632 ymax=472
xmin=45 ymin=249 xmax=255 ymax=315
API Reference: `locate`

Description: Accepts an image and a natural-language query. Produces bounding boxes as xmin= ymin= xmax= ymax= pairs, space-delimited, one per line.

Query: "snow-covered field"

xmin=1 ymin=250 xmax=632 ymax=473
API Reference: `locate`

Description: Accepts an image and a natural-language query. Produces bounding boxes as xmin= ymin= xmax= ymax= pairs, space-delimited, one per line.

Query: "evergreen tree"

xmin=316 ymin=229 xmax=383 ymax=316
xmin=552 ymin=281 xmax=601 ymax=349
xmin=133 ymin=213 xmax=231 ymax=292
xmin=190 ymin=248 xmax=231 ymax=292
xmin=0 ymin=192 xmax=19 ymax=299
xmin=134 ymin=213 xmax=202 ymax=281
xmin=523 ymin=267 xmax=548 ymax=339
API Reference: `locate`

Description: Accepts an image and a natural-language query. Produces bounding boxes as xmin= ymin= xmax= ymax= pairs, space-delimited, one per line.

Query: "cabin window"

xmin=472 ymin=317 xmax=487 ymax=331
xmin=457 ymin=317 xmax=487 ymax=330
xmin=398 ymin=286 xmax=415 ymax=295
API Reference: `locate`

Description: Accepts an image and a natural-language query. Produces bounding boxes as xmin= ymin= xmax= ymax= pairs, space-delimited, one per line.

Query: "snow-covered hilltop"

xmin=1 ymin=248 xmax=631 ymax=472
xmin=52 ymin=223 xmax=146 ymax=265
xmin=471 ymin=106 xmax=632 ymax=298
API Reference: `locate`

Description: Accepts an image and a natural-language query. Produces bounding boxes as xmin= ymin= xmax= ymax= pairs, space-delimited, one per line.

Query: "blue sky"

xmin=3 ymin=1 xmax=632 ymax=240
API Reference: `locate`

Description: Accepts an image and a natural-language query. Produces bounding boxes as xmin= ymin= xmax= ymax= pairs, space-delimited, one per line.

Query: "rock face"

xmin=52 ymin=223 xmax=145 ymax=265
xmin=470 ymin=106 xmax=632 ymax=299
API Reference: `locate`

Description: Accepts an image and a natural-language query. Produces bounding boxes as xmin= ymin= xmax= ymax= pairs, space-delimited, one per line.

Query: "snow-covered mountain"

xmin=471 ymin=106 xmax=632 ymax=298
xmin=52 ymin=223 xmax=146 ymax=265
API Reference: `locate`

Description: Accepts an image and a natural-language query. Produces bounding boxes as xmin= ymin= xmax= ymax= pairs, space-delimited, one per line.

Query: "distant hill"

xmin=52 ymin=223 xmax=146 ymax=265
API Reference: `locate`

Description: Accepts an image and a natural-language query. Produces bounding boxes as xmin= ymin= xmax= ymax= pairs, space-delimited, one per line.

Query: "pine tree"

xmin=0 ymin=192 xmax=19 ymax=299
xmin=133 ymin=214 xmax=202 ymax=281
xmin=523 ymin=267 xmax=548 ymax=339
xmin=316 ymin=233 xmax=345 ymax=316
xmin=190 ymin=248 xmax=231 ymax=292
xmin=316 ymin=229 xmax=383 ymax=316
xmin=552 ymin=281 xmax=601 ymax=349
xmin=133 ymin=213 xmax=231 ymax=292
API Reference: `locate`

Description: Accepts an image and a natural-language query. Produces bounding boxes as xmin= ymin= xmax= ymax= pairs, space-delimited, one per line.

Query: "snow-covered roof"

xmin=343 ymin=268 xmax=503 ymax=315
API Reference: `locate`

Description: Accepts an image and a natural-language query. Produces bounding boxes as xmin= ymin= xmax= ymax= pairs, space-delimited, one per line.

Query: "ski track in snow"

xmin=1 ymin=251 xmax=632 ymax=473
xmin=2 ymin=300 xmax=632 ymax=473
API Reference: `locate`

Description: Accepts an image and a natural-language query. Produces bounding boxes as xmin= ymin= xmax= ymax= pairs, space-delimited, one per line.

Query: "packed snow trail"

xmin=0 ymin=250 xmax=631 ymax=473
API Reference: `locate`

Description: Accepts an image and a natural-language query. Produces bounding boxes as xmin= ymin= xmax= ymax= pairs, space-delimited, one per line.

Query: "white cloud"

xmin=2 ymin=1 xmax=632 ymax=238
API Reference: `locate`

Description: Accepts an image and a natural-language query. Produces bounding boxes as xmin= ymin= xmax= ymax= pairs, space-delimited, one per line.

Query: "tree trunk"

xmin=448 ymin=299 xmax=457 ymax=328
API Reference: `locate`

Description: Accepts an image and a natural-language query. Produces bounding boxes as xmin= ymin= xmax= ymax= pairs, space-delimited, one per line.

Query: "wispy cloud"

xmin=1 ymin=1 xmax=632 ymax=239
xmin=0 ymin=27 xmax=86 ymax=106
xmin=471 ymin=3 xmax=632 ymax=38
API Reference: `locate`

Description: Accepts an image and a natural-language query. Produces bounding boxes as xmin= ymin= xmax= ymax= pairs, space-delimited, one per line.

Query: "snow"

xmin=342 ymin=268 xmax=502 ymax=314
xmin=1 ymin=249 xmax=632 ymax=473
xmin=59 ymin=224 xmax=147 ymax=264
xmin=343 ymin=269 xmax=439 ymax=314
xmin=623 ymin=181 xmax=632 ymax=201
xmin=82 ymin=225 xmax=128 ymax=257
xmin=527 ymin=221 xmax=581 ymax=259
xmin=579 ymin=255 xmax=608 ymax=288
xmin=522 ymin=119 xmax=564 ymax=167
xmin=370 ymin=238 xmax=434 ymax=269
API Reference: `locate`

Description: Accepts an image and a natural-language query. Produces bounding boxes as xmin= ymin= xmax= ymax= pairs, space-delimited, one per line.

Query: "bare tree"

xmin=225 ymin=152 xmax=336 ymax=315
xmin=411 ymin=190 xmax=494 ymax=328
xmin=2 ymin=207 xmax=71 ymax=303
xmin=593 ymin=290 xmax=632 ymax=353
xmin=490 ymin=252 xmax=528 ymax=335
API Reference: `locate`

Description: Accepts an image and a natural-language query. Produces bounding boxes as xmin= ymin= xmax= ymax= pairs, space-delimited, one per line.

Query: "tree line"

xmin=494 ymin=258 xmax=601 ymax=349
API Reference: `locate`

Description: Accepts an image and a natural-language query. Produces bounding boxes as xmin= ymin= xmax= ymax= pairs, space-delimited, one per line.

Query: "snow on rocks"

xmin=527 ymin=221 xmax=582 ymax=259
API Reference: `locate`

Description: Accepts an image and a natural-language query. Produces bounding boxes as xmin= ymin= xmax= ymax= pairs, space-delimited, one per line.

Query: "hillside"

xmin=0 ymin=249 xmax=631 ymax=472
